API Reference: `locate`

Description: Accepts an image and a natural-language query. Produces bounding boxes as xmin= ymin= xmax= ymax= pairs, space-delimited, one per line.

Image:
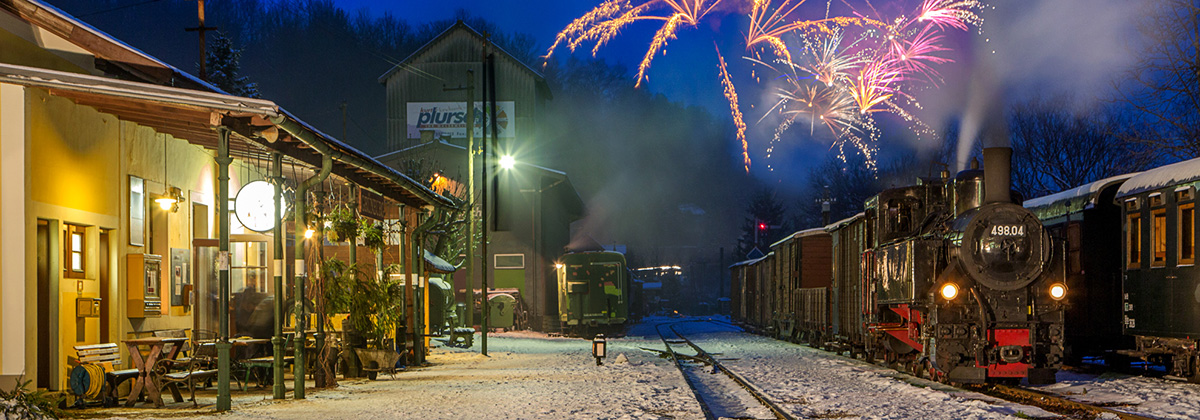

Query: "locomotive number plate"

xmin=990 ymin=225 xmax=1026 ymax=236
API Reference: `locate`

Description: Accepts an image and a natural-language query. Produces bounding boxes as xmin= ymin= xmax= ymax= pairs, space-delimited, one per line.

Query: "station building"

xmin=375 ymin=21 xmax=584 ymax=332
xmin=0 ymin=0 xmax=450 ymax=392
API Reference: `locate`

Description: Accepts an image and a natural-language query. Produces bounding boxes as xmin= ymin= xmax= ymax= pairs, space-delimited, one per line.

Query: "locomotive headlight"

xmin=940 ymin=283 xmax=960 ymax=300
xmin=1049 ymin=283 xmax=1068 ymax=300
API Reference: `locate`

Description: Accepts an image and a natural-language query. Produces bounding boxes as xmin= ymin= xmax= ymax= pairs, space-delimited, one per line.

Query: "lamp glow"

xmin=304 ymin=228 xmax=315 ymax=239
xmin=500 ymin=155 xmax=515 ymax=170
xmin=1049 ymin=283 xmax=1067 ymax=300
xmin=156 ymin=196 xmax=177 ymax=210
xmin=940 ymin=283 xmax=959 ymax=300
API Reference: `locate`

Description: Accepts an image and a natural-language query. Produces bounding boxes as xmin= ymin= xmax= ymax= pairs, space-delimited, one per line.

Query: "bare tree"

xmin=1009 ymin=95 xmax=1148 ymax=199
xmin=1112 ymin=0 xmax=1200 ymax=161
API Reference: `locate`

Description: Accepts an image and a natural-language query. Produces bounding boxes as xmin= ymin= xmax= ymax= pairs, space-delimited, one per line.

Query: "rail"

xmin=655 ymin=319 xmax=795 ymax=420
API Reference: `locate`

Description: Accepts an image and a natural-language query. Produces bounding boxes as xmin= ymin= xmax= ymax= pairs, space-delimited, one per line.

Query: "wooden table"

xmin=121 ymin=337 xmax=188 ymax=408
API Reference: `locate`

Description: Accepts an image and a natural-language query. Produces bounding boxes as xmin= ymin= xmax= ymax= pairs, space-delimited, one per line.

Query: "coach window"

xmin=1128 ymin=198 xmax=1142 ymax=269
xmin=1179 ymin=189 xmax=1195 ymax=265
xmin=1152 ymin=207 xmax=1167 ymax=268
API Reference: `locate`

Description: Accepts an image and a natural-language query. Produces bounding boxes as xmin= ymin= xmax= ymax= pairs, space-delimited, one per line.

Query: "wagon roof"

xmin=1116 ymin=157 xmax=1200 ymax=198
xmin=825 ymin=212 xmax=865 ymax=232
xmin=1024 ymin=173 xmax=1139 ymax=219
xmin=768 ymin=227 xmax=827 ymax=248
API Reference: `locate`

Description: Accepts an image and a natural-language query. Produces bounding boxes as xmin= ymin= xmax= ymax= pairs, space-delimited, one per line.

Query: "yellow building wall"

xmin=23 ymin=88 xmax=266 ymax=390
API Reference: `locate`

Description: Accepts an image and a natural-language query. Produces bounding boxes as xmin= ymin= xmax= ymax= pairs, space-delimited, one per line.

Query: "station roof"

xmin=1 ymin=0 xmax=452 ymax=209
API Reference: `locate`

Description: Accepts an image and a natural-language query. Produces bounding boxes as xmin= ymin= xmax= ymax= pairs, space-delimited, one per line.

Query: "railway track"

xmin=654 ymin=320 xmax=796 ymax=420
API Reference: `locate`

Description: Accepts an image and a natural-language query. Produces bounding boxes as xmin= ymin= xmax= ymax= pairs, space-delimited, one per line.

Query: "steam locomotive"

xmin=732 ymin=147 xmax=1067 ymax=384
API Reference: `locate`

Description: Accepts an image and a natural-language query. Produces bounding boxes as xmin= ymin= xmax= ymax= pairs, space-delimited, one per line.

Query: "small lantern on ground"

xmin=592 ymin=334 xmax=607 ymax=366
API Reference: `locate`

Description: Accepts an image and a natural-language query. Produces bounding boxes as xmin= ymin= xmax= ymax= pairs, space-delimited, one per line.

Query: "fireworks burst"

xmin=546 ymin=0 xmax=726 ymax=88
xmin=547 ymin=0 xmax=984 ymax=172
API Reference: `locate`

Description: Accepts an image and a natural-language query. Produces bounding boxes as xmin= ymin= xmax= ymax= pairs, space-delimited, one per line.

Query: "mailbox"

xmin=127 ymin=253 xmax=162 ymax=318
xmin=76 ymin=297 xmax=101 ymax=318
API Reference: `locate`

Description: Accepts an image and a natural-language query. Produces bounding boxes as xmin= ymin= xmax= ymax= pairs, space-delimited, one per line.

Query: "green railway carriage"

xmin=556 ymin=251 xmax=631 ymax=336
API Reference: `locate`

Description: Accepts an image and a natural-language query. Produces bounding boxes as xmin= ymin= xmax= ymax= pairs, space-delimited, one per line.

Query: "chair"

xmin=153 ymin=329 xmax=192 ymax=366
xmin=154 ymin=338 xmax=218 ymax=407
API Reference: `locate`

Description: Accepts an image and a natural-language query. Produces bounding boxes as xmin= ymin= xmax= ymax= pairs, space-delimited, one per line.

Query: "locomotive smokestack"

xmin=983 ymin=147 xmax=1012 ymax=203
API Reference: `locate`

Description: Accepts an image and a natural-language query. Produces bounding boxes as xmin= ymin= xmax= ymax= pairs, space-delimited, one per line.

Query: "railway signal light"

xmin=758 ymin=222 xmax=768 ymax=231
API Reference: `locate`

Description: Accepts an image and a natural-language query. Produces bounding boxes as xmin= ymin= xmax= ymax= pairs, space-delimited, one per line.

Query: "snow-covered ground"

xmin=85 ymin=316 xmax=1200 ymax=419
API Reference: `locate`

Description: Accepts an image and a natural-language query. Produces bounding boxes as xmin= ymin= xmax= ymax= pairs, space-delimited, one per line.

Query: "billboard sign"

xmin=407 ymin=101 xmax=515 ymax=139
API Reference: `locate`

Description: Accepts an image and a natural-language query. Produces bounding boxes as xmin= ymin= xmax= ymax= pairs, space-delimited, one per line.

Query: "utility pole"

xmin=185 ymin=0 xmax=218 ymax=81
xmin=480 ymin=44 xmax=491 ymax=356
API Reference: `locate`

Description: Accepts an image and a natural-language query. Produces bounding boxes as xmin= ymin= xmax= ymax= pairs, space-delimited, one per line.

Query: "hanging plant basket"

xmin=362 ymin=223 xmax=386 ymax=251
xmin=326 ymin=205 xmax=359 ymax=243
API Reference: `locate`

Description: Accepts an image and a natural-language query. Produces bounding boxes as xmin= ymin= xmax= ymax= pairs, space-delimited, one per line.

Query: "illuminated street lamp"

xmin=500 ymin=155 xmax=515 ymax=170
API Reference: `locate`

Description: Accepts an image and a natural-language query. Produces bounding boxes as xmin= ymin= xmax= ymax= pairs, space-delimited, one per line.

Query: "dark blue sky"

xmin=329 ymin=0 xmax=1148 ymax=181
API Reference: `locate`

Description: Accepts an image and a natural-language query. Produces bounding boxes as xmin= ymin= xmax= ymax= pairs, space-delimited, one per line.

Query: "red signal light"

xmin=758 ymin=222 xmax=767 ymax=231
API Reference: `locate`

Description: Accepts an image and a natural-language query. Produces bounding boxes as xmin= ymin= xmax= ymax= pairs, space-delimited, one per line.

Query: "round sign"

xmin=234 ymin=180 xmax=286 ymax=232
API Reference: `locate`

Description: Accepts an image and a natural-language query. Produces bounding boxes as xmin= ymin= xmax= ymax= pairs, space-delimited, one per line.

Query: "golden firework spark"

xmin=717 ymin=47 xmax=751 ymax=172
xmin=546 ymin=0 xmax=726 ymax=87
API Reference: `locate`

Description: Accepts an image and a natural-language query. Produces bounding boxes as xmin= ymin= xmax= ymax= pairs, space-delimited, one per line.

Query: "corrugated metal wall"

xmin=383 ymin=29 xmax=543 ymax=152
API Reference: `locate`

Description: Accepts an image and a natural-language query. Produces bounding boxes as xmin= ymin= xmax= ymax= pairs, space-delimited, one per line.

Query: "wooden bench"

xmin=72 ymin=343 xmax=139 ymax=407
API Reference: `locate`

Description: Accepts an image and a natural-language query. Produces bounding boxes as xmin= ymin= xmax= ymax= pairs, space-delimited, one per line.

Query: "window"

xmin=494 ymin=254 xmax=524 ymax=269
xmin=1181 ymin=202 xmax=1195 ymax=265
xmin=1152 ymin=208 xmax=1167 ymax=267
xmin=129 ymin=176 xmax=144 ymax=246
xmin=1128 ymin=213 xmax=1142 ymax=269
xmin=1150 ymin=193 xmax=1165 ymax=208
xmin=65 ymin=224 xmax=86 ymax=278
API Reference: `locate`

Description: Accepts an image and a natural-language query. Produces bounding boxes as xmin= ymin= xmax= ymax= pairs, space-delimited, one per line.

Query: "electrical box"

xmin=127 ymin=253 xmax=162 ymax=318
xmin=76 ymin=297 xmax=101 ymax=318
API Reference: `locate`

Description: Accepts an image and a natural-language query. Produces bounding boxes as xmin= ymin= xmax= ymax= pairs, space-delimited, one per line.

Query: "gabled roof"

xmin=377 ymin=20 xmax=546 ymax=88
xmin=2 ymin=0 xmax=222 ymax=92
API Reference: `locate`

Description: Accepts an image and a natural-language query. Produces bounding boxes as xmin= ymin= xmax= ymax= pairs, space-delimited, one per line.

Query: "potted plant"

xmin=348 ymin=264 xmax=404 ymax=380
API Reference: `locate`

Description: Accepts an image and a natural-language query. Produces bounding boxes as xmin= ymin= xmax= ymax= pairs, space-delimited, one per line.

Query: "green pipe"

xmin=271 ymin=152 xmax=285 ymax=399
xmin=216 ymin=128 xmax=232 ymax=411
xmin=409 ymin=209 xmax=436 ymax=364
xmin=292 ymin=153 xmax=332 ymax=399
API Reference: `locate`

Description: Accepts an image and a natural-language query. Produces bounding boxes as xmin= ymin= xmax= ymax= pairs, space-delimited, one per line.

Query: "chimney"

xmin=983 ymin=147 xmax=1012 ymax=203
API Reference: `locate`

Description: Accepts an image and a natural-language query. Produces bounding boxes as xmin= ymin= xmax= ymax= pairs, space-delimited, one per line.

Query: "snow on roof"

xmin=768 ymin=227 xmax=827 ymax=248
xmin=1023 ymin=173 xmax=1139 ymax=219
xmin=1117 ymin=157 xmax=1200 ymax=198
xmin=423 ymin=249 xmax=457 ymax=273
xmin=825 ymin=212 xmax=866 ymax=232
xmin=0 ymin=62 xmax=278 ymax=115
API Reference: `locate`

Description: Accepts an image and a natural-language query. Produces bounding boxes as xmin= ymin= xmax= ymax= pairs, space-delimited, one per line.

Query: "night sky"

xmin=328 ymin=0 xmax=1148 ymax=180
